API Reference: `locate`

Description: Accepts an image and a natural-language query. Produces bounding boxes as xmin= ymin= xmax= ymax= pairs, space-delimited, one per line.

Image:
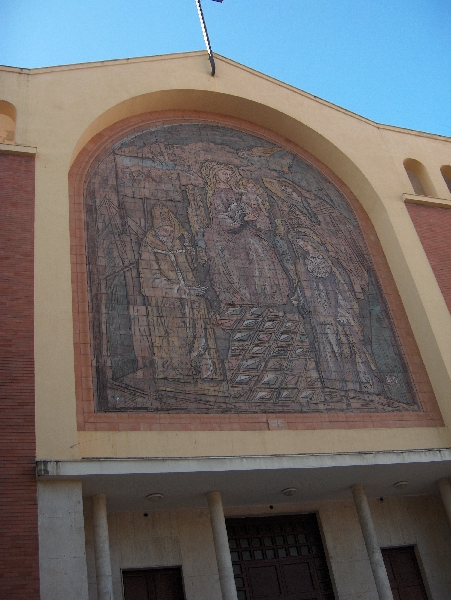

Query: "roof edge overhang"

xmin=36 ymin=448 xmax=451 ymax=478
xmin=36 ymin=448 xmax=451 ymax=510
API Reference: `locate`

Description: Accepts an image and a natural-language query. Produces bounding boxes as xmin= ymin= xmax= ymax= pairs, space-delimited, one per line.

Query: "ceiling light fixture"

xmin=146 ymin=493 xmax=163 ymax=501
xmin=281 ymin=487 xmax=297 ymax=497
xmin=393 ymin=481 xmax=408 ymax=489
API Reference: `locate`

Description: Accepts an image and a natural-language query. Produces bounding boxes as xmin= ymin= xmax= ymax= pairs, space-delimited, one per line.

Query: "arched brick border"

xmin=69 ymin=111 xmax=442 ymax=432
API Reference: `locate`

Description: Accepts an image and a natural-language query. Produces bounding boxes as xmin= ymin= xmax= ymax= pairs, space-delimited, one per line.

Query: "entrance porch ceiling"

xmin=36 ymin=449 xmax=451 ymax=513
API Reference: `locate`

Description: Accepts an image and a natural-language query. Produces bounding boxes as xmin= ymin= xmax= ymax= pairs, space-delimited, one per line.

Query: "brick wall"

xmin=407 ymin=203 xmax=451 ymax=313
xmin=0 ymin=153 xmax=40 ymax=598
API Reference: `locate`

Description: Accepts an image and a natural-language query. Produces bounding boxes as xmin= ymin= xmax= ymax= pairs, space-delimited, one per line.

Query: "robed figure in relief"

xmin=201 ymin=161 xmax=289 ymax=307
xmin=139 ymin=204 xmax=220 ymax=381
xmin=292 ymin=232 xmax=383 ymax=394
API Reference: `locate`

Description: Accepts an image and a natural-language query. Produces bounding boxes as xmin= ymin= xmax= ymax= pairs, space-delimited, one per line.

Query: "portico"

xmin=37 ymin=449 xmax=451 ymax=599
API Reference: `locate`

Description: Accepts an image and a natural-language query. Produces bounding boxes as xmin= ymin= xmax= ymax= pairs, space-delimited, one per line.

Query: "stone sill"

xmin=0 ymin=142 xmax=37 ymax=156
xmin=403 ymin=193 xmax=451 ymax=209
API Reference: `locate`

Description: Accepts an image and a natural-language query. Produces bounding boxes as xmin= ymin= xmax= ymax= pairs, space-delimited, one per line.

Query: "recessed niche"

xmin=440 ymin=165 xmax=451 ymax=194
xmin=403 ymin=158 xmax=436 ymax=197
xmin=0 ymin=100 xmax=16 ymax=144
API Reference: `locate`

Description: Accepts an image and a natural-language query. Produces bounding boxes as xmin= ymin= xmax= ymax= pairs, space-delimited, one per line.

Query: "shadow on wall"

xmin=0 ymin=100 xmax=16 ymax=144
xmin=441 ymin=165 xmax=451 ymax=194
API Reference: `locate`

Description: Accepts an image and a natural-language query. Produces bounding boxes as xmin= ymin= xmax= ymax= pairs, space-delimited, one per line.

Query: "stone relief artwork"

xmin=84 ymin=122 xmax=419 ymax=413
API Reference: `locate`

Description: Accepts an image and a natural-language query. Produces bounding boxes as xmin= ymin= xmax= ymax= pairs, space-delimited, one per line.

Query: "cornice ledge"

xmin=0 ymin=143 xmax=37 ymax=156
xmin=402 ymin=193 xmax=451 ymax=209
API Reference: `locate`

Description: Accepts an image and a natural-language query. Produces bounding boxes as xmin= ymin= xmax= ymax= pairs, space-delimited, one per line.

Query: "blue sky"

xmin=1 ymin=0 xmax=450 ymax=136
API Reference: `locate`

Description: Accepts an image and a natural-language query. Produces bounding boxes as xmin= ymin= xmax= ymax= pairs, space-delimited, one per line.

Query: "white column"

xmin=352 ymin=484 xmax=394 ymax=600
xmin=207 ymin=491 xmax=238 ymax=600
xmin=92 ymin=494 xmax=114 ymax=600
xmin=438 ymin=478 xmax=451 ymax=528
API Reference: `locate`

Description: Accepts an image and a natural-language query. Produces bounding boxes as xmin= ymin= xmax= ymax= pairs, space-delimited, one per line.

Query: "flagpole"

xmin=195 ymin=0 xmax=216 ymax=76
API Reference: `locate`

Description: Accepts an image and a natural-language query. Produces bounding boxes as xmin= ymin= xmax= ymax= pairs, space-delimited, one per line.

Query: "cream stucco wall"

xmin=320 ymin=494 xmax=451 ymax=600
xmin=82 ymin=495 xmax=451 ymax=600
xmin=1 ymin=51 xmax=451 ymax=461
xmin=83 ymin=504 xmax=222 ymax=600
xmin=75 ymin=427 xmax=451 ymax=460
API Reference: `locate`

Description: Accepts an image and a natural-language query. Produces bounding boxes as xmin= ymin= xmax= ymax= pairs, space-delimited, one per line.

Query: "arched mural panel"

xmin=84 ymin=121 xmax=418 ymax=413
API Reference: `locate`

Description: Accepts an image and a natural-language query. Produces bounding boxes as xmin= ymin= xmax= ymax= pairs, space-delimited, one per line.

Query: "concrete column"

xmin=438 ymin=478 xmax=451 ymax=529
xmin=92 ymin=494 xmax=114 ymax=600
xmin=352 ymin=484 xmax=394 ymax=600
xmin=207 ymin=491 xmax=238 ymax=600
xmin=38 ymin=480 xmax=89 ymax=600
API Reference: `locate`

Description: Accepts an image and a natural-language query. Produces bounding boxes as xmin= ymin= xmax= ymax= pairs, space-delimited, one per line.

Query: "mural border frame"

xmin=68 ymin=110 xmax=443 ymax=432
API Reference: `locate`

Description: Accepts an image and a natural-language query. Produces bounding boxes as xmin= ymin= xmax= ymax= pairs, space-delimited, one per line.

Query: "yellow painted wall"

xmin=75 ymin=427 xmax=451 ymax=459
xmin=1 ymin=51 xmax=450 ymax=460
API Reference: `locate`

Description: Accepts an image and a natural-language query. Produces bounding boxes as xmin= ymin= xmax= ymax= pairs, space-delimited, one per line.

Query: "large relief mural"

xmin=84 ymin=122 xmax=419 ymax=413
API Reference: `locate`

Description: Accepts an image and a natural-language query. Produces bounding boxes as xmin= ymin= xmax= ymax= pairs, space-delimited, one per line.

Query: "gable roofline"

xmin=0 ymin=50 xmax=449 ymax=142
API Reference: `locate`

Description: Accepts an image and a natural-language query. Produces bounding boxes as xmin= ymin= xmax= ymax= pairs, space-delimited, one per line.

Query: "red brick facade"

xmin=407 ymin=202 xmax=451 ymax=313
xmin=0 ymin=153 xmax=40 ymax=598
xmin=69 ymin=112 xmax=443 ymax=432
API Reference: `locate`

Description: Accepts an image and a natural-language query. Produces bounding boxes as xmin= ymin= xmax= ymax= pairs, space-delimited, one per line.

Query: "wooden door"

xmin=382 ymin=547 xmax=428 ymax=600
xmin=122 ymin=567 xmax=185 ymax=600
xmin=227 ymin=514 xmax=335 ymax=600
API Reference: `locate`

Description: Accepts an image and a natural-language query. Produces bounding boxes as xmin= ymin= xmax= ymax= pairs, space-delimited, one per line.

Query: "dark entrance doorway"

xmin=226 ymin=514 xmax=335 ymax=600
xmin=382 ymin=546 xmax=428 ymax=600
xmin=122 ymin=567 xmax=185 ymax=600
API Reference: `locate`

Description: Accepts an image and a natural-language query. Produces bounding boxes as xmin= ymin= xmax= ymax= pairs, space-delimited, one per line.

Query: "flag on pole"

xmin=195 ymin=0 xmax=223 ymax=76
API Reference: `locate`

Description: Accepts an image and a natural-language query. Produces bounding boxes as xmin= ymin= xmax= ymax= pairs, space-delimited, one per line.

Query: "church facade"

xmin=1 ymin=51 xmax=451 ymax=600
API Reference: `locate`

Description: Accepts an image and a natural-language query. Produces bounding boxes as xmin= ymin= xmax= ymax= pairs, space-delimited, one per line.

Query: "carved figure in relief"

xmin=238 ymin=178 xmax=272 ymax=232
xmin=292 ymin=232 xmax=383 ymax=393
xmin=139 ymin=204 xmax=220 ymax=380
xmin=201 ymin=161 xmax=289 ymax=307
xmin=186 ymin=184 xmax=209 ymax=265
xmin=263 ymin=177 xmax=369 ymax=299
